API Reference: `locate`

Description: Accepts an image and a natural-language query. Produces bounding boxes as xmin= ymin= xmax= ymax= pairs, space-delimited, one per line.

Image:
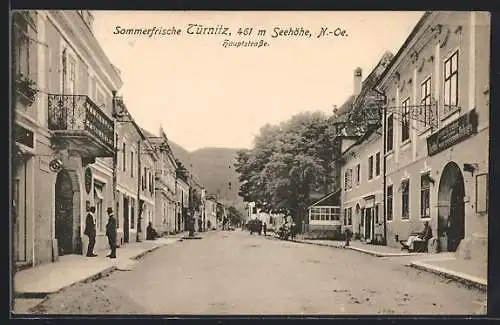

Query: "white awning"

xmin=94 ymin=186 xmax=103 ymax=200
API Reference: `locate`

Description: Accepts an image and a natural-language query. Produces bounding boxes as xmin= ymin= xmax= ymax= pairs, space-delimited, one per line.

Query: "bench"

xmin=399 ymin=238 xmax=428 ymax=253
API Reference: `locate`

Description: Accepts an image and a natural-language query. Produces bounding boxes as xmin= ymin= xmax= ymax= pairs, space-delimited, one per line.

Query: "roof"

xmin=376 ymin=11 xmax=431 ymax=89
xmin=308 ymin=189 xmax=341 ymax=208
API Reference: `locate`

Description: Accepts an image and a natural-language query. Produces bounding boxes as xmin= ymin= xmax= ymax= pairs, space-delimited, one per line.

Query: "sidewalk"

xmin=408 ymin=257 xmax=487 ymax=291
xmin=283 ymin=236 xmax=487 ymax=291
xmin=14 ymin=236 xmax=182 ymax=298
xmin=292 ymin=237 xmax=429 ymax=257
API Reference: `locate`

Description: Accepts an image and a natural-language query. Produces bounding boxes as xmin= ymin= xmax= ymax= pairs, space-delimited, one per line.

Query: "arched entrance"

xmin=55 ymin=169 xmax=75 ymax=256
xmin=437 ymin=162 xmax=466 ymax=252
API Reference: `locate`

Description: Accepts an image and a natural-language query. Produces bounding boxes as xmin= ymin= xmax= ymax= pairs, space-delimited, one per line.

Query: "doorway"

xmin=123 ymin=196 xmax=130 ymax=243
xmin=13 ymin=156 xmax=27 ymax=262
xmin=438 ymin=162 xmax=466 ymax=252
xmin=364 ymin=208 xmax=372 ymax=240
xmin=55 ymin=169 xmax=75 ymax=256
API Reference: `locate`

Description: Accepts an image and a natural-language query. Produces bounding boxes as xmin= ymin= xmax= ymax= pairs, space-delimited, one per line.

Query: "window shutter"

xmin=62 ymin=48 xmax=68 ymax=94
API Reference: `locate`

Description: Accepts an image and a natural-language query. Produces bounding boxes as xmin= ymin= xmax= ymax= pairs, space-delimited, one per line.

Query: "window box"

xmin=14 ymin=74 xmax=38 ymax=106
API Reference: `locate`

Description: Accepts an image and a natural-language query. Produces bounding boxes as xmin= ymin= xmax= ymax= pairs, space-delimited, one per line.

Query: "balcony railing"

xmin=48 ymin=94 xmax=114 ymax=155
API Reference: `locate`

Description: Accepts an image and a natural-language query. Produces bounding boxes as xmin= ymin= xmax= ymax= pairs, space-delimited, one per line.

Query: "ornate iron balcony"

xmin=48 ymin=94 xmax=114 ymax=157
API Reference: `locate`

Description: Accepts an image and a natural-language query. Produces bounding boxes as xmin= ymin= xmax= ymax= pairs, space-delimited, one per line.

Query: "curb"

xmin=408 ymin=261 xmax=487 ymax=292
xmin=293 ymin=239 xmax=427 ymax=258
xmin=131 ymin=245 xmax=160 ymax=260
xmin=14 ymin=265 xmax=117 ymax=299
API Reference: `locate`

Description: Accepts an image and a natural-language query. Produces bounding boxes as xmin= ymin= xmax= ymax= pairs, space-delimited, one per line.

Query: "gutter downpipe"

xmin=374 ymin=88 xmax=388 ymax=246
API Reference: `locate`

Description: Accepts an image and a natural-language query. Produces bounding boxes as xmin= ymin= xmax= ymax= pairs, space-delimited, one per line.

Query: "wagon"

xmin=247 ymin=219 xmax=263 ymax=235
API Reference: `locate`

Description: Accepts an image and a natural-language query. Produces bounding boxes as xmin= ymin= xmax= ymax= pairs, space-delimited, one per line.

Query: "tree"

xmin=227 ymin=206 xmax=243 ymax=226
xmin=175 ymin=158 xmax=189 ymax=182
xmin=235 ymin=111 xmax=340 ymax=227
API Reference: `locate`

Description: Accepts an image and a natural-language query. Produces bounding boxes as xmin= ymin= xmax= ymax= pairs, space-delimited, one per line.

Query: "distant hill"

xmin=169 ymin=141 xmax=247 ymax=212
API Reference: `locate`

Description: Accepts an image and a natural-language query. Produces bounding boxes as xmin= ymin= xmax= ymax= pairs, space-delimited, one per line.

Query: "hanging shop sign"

xmin=427 ymin=109 xmax=478 ymax=156
xmin=85 ymin=167 xmax=93 ymax=194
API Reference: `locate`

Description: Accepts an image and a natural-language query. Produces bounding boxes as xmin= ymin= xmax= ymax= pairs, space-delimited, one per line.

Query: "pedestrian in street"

xmin=105 ymin=207 xmax=117 ymax=258
xmin=344 ymin=228 xmax=351 ymax=247
xmin=263 ymin=222 xmax=267 ymax=236
xmin=84 ymin=206 xmax=98 ymax=257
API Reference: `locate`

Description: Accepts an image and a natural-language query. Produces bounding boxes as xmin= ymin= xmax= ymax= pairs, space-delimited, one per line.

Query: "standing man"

xmin=84 ymin=207 xmax=97 ymax=257
xmin=105 ymin=207 xmax=117 ymax=258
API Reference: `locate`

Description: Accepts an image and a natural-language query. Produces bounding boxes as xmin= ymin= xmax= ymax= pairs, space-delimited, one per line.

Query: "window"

xmin=130 ymin=151 xmax=134 ymax=177
xmin=368 ymin=156 xmax=374 ymax=180
xmin=344 ymin=208 xmax=347 ymax=225
xmin=344 ymin=168 xmax=352 ymax=190
xmin=420 ymin=77 xmax=432 ymax=127
xmin=476 ymin=173 xmax=488 ymax=213
xmin=401 ymin=97 xmax=410 ymax=142
xmin=130 ymin=198 xmax=135 ymax=229
xmin=386 ymin=113 xmax=394 ymax=151
xmin=375 ymin=204 xmax=379 ymax=224
xmin=443 ymin=50 xmax=459 ymax=117
xmin=355 ymin=164 xmax=360 ymax=185
xmin=347 ymin=207 xmax=352 ymax=226
xmin=401 ymin=179 xmax=410 ymax=220
xmin=12 ymin=12 xmax=36 ymax=80
xmin=420 ymin=173 xmax=431 ymax=218
xmin=142 ymin=167 xmax=147 ymax=190
xmin=387 ymin=185 xmax=393 ymax=221
xmin=122 ymin=143 xmax=126 ymax=172
xmin=94 ymin=182 xmax=104 ymax=232
xmin=375 ymin=152 xmax=381 ymax=176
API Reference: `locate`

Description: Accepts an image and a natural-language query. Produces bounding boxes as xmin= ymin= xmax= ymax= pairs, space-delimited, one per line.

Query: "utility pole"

xmin=112 ymin=91 xmax=118 ymax=227
xmin=136 ymin=139 xmax=142 ymax=242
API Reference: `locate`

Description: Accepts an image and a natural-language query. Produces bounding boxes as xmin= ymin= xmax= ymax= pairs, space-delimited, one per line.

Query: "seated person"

xmin=146 ymin=222 xmax=160 ymax=240
xmin=401 ymin=221 xmax=432 ymax=251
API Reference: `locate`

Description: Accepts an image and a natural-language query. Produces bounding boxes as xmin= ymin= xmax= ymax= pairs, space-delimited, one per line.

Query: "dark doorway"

xmin=55 ymin=170 xmax=74 ymax=256
xmin=438 ymin=161 xmax=466 ymax=252
xmin=364 ymin=208 xmax=372 ymax=240
xmin=123 ymin=196 xmax=130 ymax=243
xmin=448 ymin=179 xmax=465 ymax=251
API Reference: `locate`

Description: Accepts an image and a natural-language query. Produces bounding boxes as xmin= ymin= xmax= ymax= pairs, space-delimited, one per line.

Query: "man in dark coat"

xmin=105 ymin=207 xmax=117 ymax=258
xmin=84 ymin=206 xmax=98 ymax=257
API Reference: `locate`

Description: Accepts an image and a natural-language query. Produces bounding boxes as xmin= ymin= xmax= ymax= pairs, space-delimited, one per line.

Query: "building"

xmin=113 ymin=103 xmax=158 ymax=246
xmin=376 ymin=12 xmax=490 ymax=263
xmin=12 ymin=10 xmax=41 ymax=268
xmin=204 ymin=195 xmax=217 ymax=230
xmin=12 ymin=10 xmax=125 ymax=267
xmin=175 ymin=176 xmax=190 ymax=232
xmin=339 ymin=127 xmax=384 ymax=243
xmin=307 ymin=53 xmax=392 ymax=240
xmin=142 ymin=127 xmax=177 ymax=235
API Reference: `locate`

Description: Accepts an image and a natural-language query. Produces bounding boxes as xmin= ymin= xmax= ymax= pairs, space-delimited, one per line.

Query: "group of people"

xmin=84 ymin=207 xmax=117 ymax=258
xmin=85 ymin=205 xmax=164 ymax=258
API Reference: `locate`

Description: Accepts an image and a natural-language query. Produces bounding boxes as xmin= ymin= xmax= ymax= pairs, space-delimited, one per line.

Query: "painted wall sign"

xmin=427 ymin=108 xmax=478 ymax=156
xmin=85 ymin=167 xmax=93 ymax=194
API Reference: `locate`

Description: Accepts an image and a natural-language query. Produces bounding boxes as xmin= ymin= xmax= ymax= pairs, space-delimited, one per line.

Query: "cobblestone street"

xmin=26 ymin=231 xmax=486 ymax=315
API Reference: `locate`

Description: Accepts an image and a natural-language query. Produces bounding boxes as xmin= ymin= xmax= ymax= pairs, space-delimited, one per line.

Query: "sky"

xmin=92 ymin=11 xmax=424 ymax=151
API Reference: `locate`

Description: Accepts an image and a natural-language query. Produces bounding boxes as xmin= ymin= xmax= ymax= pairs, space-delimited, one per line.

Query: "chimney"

xmin=353 ymin=67 xmax=362 ymax=96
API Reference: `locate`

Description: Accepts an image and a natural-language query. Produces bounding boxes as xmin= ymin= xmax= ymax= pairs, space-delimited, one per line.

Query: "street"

xmin=29 ymin=230 xmax=486 ymax=315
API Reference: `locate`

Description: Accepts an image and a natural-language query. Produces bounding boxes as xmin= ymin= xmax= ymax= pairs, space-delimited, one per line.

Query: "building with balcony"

xmin=142 ymin=127 xmax=178 ymax=235
xmin=12 ymin=10 xmax=124 ymax=266
xmin=376 ymin=12 xmax=490 ymax=263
